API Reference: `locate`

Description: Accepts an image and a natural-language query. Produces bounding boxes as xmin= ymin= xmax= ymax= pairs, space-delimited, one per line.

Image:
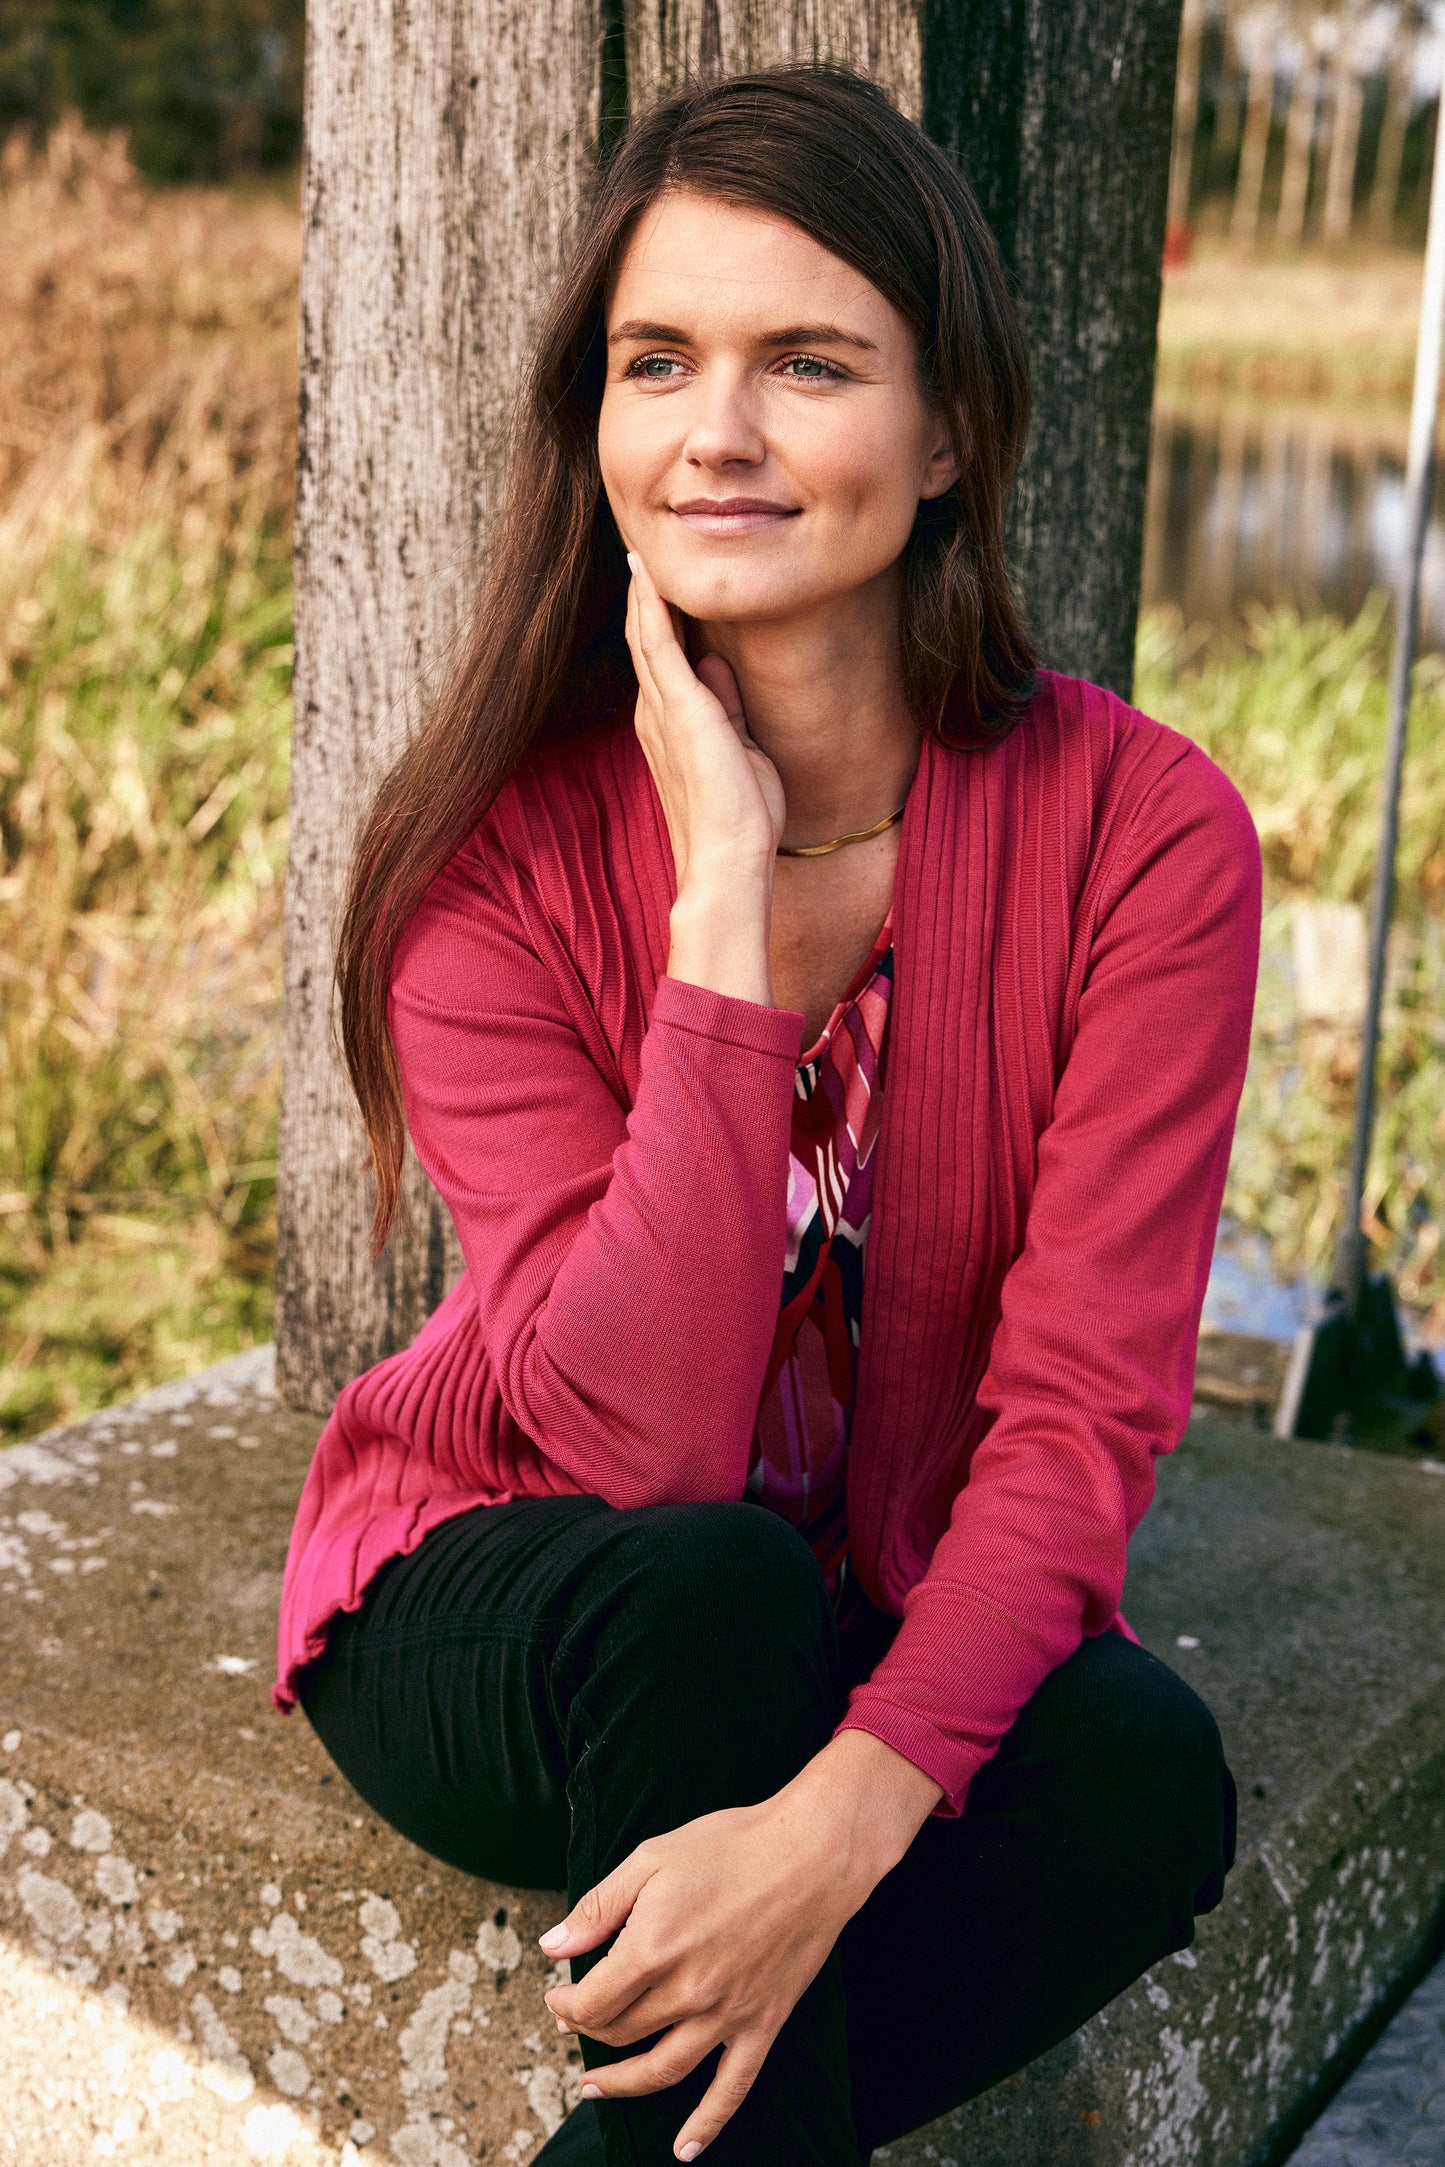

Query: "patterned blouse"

xmin=745 ymin=906 xmax=895 ymax=1605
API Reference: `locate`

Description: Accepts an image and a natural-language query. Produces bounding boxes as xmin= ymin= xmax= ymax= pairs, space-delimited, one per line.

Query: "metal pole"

xmin=1336 ymin=92 xmax=1445 ymax=1314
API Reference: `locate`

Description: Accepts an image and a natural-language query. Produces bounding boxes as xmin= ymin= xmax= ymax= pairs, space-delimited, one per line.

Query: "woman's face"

xmin=597 ymin=189 xmax=959 ymax=628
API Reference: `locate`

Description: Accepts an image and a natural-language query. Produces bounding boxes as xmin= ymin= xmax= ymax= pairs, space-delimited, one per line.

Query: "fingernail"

xmin=581 ymin=2084 xmax=602 ymax=2101
xmin=626 ymin=551 xmax=640 ymax=575
xmin=679 ymin=2144 xmax=703 ymax=2162
xmin=555 ymin=2015 xmax=572 ymax=2034
xmin=538 ymin=1925 xmax=568 ymax=1951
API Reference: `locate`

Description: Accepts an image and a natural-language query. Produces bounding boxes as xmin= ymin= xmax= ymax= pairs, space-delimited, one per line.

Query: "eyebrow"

xmin=607 ymin=318 xmax=879 ymax=354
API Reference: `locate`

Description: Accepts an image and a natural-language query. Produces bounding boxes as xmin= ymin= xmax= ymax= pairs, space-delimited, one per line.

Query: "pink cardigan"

xmin=274 ymin=670 xmax=1261 ymax=1818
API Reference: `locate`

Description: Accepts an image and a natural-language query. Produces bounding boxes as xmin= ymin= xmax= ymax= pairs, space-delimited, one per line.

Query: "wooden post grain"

xmin=276 ymin=0 xmax=607 ymax=1411
xmin=924 ymin=0 xmax=1185 ymax=696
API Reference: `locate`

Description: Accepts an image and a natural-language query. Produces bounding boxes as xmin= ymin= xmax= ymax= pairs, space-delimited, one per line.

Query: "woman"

xmin=275 ymin=65 xmax=1260 ymax=2167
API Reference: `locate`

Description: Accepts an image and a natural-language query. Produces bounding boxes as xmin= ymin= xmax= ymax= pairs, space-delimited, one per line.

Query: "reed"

xmin=0 ymin=121 xmax=297 ymax=1435
xmin=1137 ymin=601 xmax=1445 ymax=1339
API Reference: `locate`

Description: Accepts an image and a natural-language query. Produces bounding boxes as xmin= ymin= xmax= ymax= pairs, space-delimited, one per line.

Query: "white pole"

xmin=1337 ymin=92 xmax=1445 ymax=1311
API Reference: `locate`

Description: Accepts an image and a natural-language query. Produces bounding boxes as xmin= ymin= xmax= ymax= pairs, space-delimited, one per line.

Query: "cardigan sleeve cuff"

xmin=651 ymin=974 xmax=805 ymax=1061
xmin=830 ymin=1699 xmax=987 ymax=1821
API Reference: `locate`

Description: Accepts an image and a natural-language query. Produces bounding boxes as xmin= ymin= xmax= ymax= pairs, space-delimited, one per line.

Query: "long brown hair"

xmin=338 ymin=63 xmax=1036 ymax=1254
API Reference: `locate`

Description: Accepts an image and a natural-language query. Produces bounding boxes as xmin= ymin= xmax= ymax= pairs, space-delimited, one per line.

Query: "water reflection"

xmin=1141 ymin=405 xmax=1445 ymax=641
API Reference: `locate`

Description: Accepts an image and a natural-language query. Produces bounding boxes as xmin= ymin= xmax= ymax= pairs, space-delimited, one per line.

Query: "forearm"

xmin=395 ymin=880 xmax=803 ymax=1503
xmin=485 ymin=986 xmax=801 ymax=1500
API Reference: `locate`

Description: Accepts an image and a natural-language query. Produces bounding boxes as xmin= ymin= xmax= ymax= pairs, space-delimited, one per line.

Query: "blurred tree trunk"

xmin=1231 ymin=46 xmax=1276 ymax=243
xmin=1167 ymin=0 xmax=1206 ymax=241
xmin=279 ymin=0 xmax=1187 ymax=1403
xmin=1212 ymin=41 xmax=1244 ymax=167
xmin=1369 ymin=32 xmax=1414 ymax=242
xmin=275 ymin=0 xmax=608 ymax=1412
xmin=1276 ymin=54 xmax=1319 ymax=245
xmin=1321 ymin=49 xmax=1363 ymax=247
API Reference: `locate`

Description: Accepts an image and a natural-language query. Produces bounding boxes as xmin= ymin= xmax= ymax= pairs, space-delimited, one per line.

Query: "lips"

xmin=670 ymin=497 xmax=800 ymax=536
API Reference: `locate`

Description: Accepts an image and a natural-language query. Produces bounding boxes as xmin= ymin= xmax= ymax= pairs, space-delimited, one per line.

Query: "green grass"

xmin=1137 ymin=599 xmax=1445 ymax=1337
xmin=0 ymin=489 xmax=290 ymax=1436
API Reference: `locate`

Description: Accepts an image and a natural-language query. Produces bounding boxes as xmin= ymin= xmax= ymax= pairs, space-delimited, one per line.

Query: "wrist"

xmin=667 ymin=874 xmax=773 ymax=1008
xmin=784 ymin=1731 xmax=943 ymax=1902
xmin=676 ymin=840 xmax=776 ymax=900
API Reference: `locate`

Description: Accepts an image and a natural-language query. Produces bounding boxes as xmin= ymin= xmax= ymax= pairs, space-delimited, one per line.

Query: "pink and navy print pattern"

xmin=747 ymin=906 xmax=894 ymax=1598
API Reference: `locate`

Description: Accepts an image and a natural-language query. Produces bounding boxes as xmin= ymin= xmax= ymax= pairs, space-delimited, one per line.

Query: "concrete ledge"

xmin=885 ymin=1410 xmax=1445 ymax=2167
xmin=0 ymin=1353 xmax=582 ymax=2166
xmin=0 ymin=1358 xmax=1442 ymax=2165
xmin=1192 ymin=1328 xmax=1290 ymax=1416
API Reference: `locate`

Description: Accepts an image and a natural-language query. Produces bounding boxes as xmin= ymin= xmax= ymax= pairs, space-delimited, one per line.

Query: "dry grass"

xmin=1156 ymin=240 xmax=1426 ymax=410
xmin=0 ymin=120 xmax=297 ymax=1435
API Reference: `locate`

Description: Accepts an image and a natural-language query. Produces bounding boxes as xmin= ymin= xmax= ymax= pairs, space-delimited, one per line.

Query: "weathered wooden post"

xmin=620 ymin=0 xmax=920 ymax=114
xmin=277 ymin=0 xmax=1187 ymax=1407
xmin=275 ymin=0 xmax=611 ymax=1411
xmin=923 ymin=0 xmax=1185 ymax=695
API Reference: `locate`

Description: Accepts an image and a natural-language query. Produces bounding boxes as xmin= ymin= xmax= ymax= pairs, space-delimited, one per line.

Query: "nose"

xmin=681 ymin=362 xmax=766 ymax=473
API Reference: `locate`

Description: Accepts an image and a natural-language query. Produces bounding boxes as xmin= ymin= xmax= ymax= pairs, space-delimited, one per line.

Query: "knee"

xmin=618 ymin=1500 xmax=833 ymax=1656
xmin=1113 ymin=1650 xmax=1235 ymax=1920
xmin=1040 ymin=1637 xmax=1233 ymax=1901
xmin=583 ymin=1503 xmax=840 ymax=1779
xmin=1125 ymin=1668 xmax=1226 ymax=1837
xmin=569 ymin=1506 xmax=840 ymax=1822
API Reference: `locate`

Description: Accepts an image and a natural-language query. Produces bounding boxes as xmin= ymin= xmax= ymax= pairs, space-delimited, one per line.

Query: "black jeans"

xmin=298 ymin=1495 xmax=1235 ymax=2167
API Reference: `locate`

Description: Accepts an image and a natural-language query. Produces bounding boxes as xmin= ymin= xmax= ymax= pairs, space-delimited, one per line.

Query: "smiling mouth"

xmin=670 ymin=498 xmax=801 ymax=536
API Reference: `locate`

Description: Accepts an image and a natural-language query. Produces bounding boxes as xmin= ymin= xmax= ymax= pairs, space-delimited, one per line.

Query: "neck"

xmin=690 ymin=569 xmax=922 ymax=846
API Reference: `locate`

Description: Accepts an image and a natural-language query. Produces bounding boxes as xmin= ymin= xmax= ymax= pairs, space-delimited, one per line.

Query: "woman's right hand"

xmin=624 ymin=551 xmax=785 ymax=903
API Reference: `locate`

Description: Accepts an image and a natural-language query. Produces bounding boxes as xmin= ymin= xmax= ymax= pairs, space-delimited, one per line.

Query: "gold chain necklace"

xmin=775 ymin=804 xmax=906 ymax=858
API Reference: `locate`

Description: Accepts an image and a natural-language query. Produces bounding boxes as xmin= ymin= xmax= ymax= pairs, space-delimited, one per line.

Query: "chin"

xmin=658 ymin=560 xmax=833 ymax=624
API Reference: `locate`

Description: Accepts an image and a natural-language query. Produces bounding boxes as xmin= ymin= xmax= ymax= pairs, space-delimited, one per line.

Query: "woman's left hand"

xmin=538 ymin=1732 xmax=942 ymax=2159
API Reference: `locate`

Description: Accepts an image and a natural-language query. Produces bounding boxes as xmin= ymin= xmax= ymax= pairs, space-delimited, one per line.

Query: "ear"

xmin=919 ymin=413 xmax=963 ymax=501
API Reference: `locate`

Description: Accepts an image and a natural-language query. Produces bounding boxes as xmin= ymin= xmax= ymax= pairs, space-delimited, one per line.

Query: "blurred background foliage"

xmin=0 ymin=121 xmax=295 ymax=1435
xmin=1137 ymin=603 xmax=1445 ymax=1336
xmin=0 ymin=0 xmax=303 ymax=181
xmin=2 ymin=6 xmax=1444 ymax=1436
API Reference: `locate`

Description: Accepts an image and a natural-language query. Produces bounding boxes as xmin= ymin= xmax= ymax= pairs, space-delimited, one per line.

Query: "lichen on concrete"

xmin=0 ymin=1351 xmax=582 ymax=2163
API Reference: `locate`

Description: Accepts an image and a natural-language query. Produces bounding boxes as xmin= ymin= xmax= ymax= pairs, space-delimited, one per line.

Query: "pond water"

xmin=1141 ymin=404 xmax=1445 ymax=642
xmin=1202 ymin=1222 xmax=1441 ymax=1368
xmin=1203 ymin=1223 xmax=1314 ymax=1343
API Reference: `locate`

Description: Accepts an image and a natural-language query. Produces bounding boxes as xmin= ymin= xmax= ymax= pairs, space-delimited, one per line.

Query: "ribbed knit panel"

xmin=274 ymin=676 xmax=1261 ymax=1819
